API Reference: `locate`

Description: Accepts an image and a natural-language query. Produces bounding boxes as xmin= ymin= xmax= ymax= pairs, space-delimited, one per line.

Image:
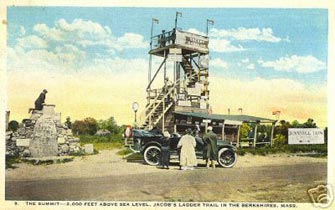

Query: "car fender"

xmin=217 ymin=142 xmax=237 ymax=151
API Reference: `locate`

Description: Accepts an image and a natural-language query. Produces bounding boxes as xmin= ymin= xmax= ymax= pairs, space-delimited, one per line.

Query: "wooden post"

xmin=162 ymin=49 xmax=167 ymax=132
xmin=236 ymin=124 xmax=241 ymax=147
xmin=270 ymin=122 xmax=276 ymax=147
xmin=198 ymin=53 xmax=200 ymax=81
xmin=253 ymin=123 xmax=258 ymax=148
xmin=222 ymin=122 xmax=225 ymax=140
xmin=162 ymin=96 xmax=165 ymax=132
xmin=164 ymin=50 xmax=166 ymax=82
xmin=176 ymin=62 xmax=180 ymax=93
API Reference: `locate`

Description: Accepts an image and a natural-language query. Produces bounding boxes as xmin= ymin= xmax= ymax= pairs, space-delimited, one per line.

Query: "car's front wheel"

xmin=143 ymin=145 xmax=161 ymax=166
xmin=217 ymin=147 xmax=237 ymax=168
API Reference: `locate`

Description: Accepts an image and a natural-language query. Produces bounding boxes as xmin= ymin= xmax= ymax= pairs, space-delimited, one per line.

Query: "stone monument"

xmin=29 ymin=104 xmax=58 ymax=157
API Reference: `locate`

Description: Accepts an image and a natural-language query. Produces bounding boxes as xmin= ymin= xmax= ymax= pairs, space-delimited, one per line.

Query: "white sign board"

xmin=224 ymin=120 xmax=243 ymax=125
xmin=202 ymin=119 xmax=211 ymax=123
xmin=288 ymin=128 xmax=324 ymax=144
xmin=169 ymin=48 xmax=182 ymax=54
xmin=16 ymin=138 xmax=31 ymax=147
xmin=175 ymin=30 xmax=209 ymax=53
xmin=177 ymin=94 xmax=185 ymax=100
xmin=167 ymin=54 xmax=182 ymax=62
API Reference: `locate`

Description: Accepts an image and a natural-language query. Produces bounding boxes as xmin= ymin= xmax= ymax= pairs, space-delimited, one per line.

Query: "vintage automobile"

xmin=130 ymin=129 xmax=237 ymax=168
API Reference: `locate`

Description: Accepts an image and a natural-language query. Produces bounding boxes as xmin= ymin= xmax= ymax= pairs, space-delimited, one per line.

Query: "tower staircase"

xmin=141 ymin=70 xmax=199 ymax=131
xmin=141 ymin=82 xmax=176 ymax=130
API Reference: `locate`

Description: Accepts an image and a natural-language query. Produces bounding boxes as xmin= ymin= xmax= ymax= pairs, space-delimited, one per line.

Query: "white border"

xmin=1 ymin=1 xmax=334 ymax=210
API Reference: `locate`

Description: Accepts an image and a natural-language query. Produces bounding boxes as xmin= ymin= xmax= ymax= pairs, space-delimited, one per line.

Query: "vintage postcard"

xmin=1 ymin=1 xmax=334 ymax=210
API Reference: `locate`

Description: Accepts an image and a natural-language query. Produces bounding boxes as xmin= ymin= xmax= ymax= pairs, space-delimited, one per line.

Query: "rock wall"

xmin=6 ymin=105 xmax=83 ymax=158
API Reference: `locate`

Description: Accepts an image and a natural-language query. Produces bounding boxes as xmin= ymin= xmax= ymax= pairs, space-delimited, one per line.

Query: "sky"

xmin=6 ymin=7 xmax=328 ymax=127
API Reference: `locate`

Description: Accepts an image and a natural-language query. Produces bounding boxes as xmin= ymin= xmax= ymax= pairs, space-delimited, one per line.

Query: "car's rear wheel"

xmin=143 ymin=145 xmax=161 ymax=166
xmin=217 ymin=148 xmax=237 ymax=168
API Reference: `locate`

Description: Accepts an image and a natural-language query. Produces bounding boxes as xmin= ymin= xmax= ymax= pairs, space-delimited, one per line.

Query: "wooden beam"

xmin=164 ymin=50 xmax=167 ymax=82
xmin=162 ymin=101 xmax=165 ymax=132
xmin=222 ymin=123 xmax=225 ymax=140
xmin=270 ymin=122 xmax=276 ymax=147
xmin=236 ymin=124 xmax=241 ymax=147
xmin=146 ymin=57 xmax=167 ymax=90
xmin=253 ymin=124 xmax=258 ymax=148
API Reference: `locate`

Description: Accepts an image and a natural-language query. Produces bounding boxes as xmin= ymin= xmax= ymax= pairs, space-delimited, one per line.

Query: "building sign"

xmin=169 ymin=48 xmax=182 ymax=54
xmin=175 ymin=30 xmax=209 ymax=53
xmin=167 ymin=54 xmax=182 ymax=62
xmin=177 ymin=93 xmax=185 ymax=100
xmin=288 ymin=128 xmax=324 ymax=145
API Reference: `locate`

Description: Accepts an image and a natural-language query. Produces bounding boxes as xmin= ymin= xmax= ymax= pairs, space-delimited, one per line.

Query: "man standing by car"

xmin=177 ymin=128 xmax=197 ymax=170
xmin=160 ymin=131 xmax=171 ymax=169
xmin=203 ymin=126 xmax=218 ymax=169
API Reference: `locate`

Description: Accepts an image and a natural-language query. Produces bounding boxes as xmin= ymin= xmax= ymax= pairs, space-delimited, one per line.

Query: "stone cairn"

xmin=6 ymin=105 xmax=83 ymax=158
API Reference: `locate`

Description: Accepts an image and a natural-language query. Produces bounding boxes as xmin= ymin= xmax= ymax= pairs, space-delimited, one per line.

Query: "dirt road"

xmin=5 ymin=150 xmax=327 ymax=202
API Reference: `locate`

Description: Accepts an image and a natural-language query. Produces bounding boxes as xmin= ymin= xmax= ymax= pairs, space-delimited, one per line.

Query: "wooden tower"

xmin=141 ymin=22 xmax=210 ymax=133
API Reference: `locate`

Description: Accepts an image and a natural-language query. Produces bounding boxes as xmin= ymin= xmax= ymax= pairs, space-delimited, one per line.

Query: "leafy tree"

xmin=72 ymin=120 xmax=86 ymax=135
xmin=98 ymin=116 xmax=121 ymax=134
xmin=8 ymin=120 xmax=19 ymax=132
xmin=302 ymin=118 xmax=317 ymax=128
xmin=84 ymin=117 xmax=98 ymax=135
xmin=291 ymin=118 xmax=317 ymax=128
xmin=257 ymin=124 xmax=272 ymax=134
xmin=72 ymin=117 xmax=98 ymax=135
xmin=273 ymin=134 xmax=286 ymax=146
xmin=291 ymin=120 xmax=302 ymax=128
xmin=239 ymin=123 xmax=251 ymax=139
xmin=274 ymin=120 xmax=291 ymax=141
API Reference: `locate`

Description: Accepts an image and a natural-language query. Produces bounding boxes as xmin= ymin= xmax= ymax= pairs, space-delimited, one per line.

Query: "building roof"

xmin=174 ymin=111 xmax=276 ymax=123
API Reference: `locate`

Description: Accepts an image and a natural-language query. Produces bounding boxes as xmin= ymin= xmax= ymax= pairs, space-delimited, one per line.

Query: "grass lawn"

xmin=79 ymin=134 xmax=124 ymax=151
xmin=91 ymin=142 xmax=123 ymax=151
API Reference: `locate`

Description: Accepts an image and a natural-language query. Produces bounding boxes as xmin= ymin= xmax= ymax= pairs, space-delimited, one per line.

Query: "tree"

xmin=84 ymin=117 xmax=98 ymax=135
xmin=290 ymin=119 xmax=317 ymax=128
xmin=273 ymin=134 xmax=286 ymax=146
xmin=291 ymin=120 xmax=302 ymax=128
xmin=72 ymin=117 xmax=98 ymax=135
xmin=98 ymin=116 xmax=121 ymax=134
xmin=302 ymin=118 xmax=317 ymax=128
xmin=239 ymin=123 xmax=251 ymax=139
xmin=274 ymin=120 xmax=291 ymax=144
xmin=8 ymin=120 xmax=19 ymax=132
xmin=72 ymin=120 xmax=86 ymax=135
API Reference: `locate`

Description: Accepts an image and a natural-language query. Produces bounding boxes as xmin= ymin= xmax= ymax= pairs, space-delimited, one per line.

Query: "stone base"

xmin=22 ymin=156 xmax=74 ymax=165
